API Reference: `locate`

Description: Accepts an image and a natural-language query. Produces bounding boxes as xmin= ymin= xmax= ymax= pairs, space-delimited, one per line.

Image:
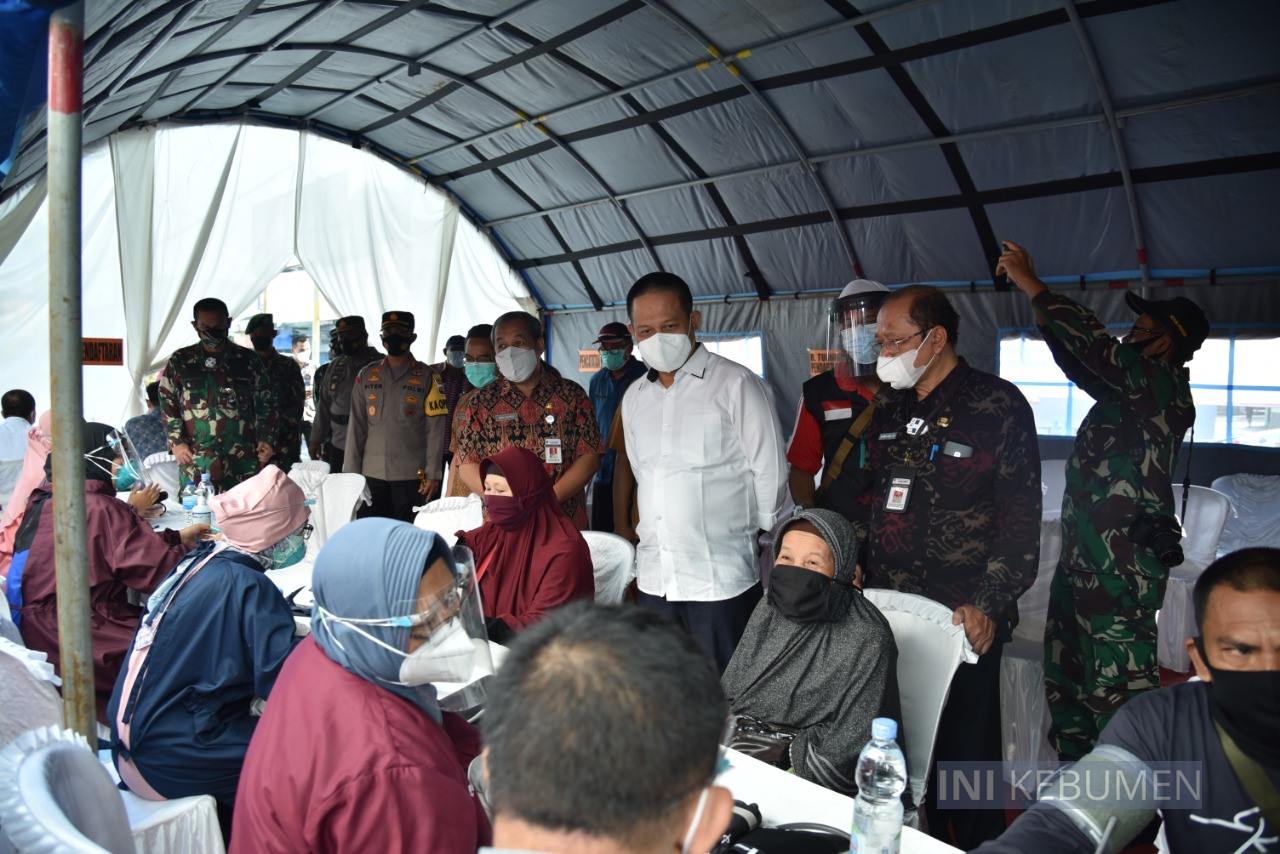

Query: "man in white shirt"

xmin=0 ymin=389 xmax=36 ymax=508
xmin=621 ymin=273 xmax=787 ymax=672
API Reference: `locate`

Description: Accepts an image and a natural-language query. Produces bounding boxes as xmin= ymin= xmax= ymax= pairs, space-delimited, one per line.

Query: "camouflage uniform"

xmin=256 ymin=350 xmax=305 ymax=471
xmin=1035 ymin=292 xmax=1195 ymax=760
xmin=159 ymin=341 xmax=277 ymax=492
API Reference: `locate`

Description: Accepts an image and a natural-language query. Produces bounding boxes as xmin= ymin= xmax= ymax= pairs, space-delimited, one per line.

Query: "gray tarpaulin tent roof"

xmin=4 ymin=0 xmax=1279 ymax=313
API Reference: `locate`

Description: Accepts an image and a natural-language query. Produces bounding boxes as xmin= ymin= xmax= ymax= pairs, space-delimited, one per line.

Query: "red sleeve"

xmin=785 ymin=398 xmax=824 ymax=474
xmin=108 ymin=503 xmax=191 ymax=593
xmin=310 ymin=767 xmax=488 ymax=853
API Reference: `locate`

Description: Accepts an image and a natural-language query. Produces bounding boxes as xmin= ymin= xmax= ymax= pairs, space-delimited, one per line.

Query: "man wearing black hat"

xmin=309 ymin=315 xmax=382 ymax=473
xmin=344 ymin=311 xmax=448 ymax=522
xmin=587 ymin=322 xmax=646 ymax=532
xmin=246 ymin=313 xmax=306 ymax=471
xmin=997 ymin=241 xmax=1207 ymax=760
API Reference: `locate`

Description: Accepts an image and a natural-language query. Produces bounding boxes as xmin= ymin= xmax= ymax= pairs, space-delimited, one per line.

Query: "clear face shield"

xmin=824 ymin=293 xmax=885 ymax=378
xmin=316 ymin=545 xmax=494 ymax=717
xmin=85 ymin=430 xmax=147 ymax=491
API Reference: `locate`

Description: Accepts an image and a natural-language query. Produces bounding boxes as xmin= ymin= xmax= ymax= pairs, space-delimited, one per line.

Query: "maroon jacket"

xmin=18 ymin=479 xmax=190 ymax=720
xmin=231 ymin=637 xmax=490 ymax=853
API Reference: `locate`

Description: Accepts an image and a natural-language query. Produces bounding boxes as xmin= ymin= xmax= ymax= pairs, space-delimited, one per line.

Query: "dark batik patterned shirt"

xmin=453 ymin=367 xmax=603 ymax=527
xmin=861 ymin=360 xmax=1042 ymax=630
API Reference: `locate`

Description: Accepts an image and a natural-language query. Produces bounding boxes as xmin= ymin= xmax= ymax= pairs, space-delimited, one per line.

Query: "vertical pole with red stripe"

xmin=48 ymin=0 xmax=95 ymax=740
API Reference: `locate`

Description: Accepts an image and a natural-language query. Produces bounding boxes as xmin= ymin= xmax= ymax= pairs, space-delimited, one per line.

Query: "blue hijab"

xmin=311 ymin=518 xmax=454 ymax=722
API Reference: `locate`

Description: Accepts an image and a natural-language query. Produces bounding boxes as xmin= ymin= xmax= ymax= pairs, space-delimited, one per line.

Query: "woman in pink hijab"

xmin=0 ymin=410 xmax=52 ymax=579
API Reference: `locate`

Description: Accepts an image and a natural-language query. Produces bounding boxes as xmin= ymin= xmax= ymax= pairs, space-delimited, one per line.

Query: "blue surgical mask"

xmin=841 ymin=323 xmax=879 ymax=364
xmin=446 ymin=351 xmax=465 ymax=369
xmin=600 ymin=349 xmax=626 ymax=371
xmin=465 ymin=362 xmax=497 ymax=389
xmin=114 ymin=464 xmax=139 ymax=492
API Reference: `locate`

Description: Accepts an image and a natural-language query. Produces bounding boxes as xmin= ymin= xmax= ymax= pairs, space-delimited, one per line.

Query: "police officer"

xmin=159 ymin=297 xmax=277 ymax=492
xmin=246 ymin=313 xmax=305 ymax=471
xmin=344 ymin=311 xmax=448 ymax=522
xmin=308 ymin=316 xmax=382 ymax=473
xmin=997 ymin=241 xmax=1208 ymax=761
xmin=861 ymin=285 xmax=1041 ymax=848
xmin=787 ymin=279 xmax=887 ymax=520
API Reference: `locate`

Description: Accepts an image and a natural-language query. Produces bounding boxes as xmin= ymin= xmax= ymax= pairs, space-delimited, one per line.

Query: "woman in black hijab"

xmin=722 ymin=507 xmax=903 ymax=796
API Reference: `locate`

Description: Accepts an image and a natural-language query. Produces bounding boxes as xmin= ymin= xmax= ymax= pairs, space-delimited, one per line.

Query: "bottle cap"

xmin=871 ymin=718 xmax=897 ymax=741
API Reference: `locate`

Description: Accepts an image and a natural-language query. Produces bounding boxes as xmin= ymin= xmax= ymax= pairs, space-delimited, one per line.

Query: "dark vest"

xmin=801 ymin=370 xmax=875 ymax=522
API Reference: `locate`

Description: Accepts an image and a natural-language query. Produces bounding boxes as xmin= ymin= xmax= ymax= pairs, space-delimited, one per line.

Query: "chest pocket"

xmin=931 ymin=432 xmax=993 ymax=510
xmin=399 ymin=381 xmax=427 ymax=421
xmin=363 ymin=383 xmax=385 ymax=423
xmin=679 ymin=411 xmax=724 ymax=467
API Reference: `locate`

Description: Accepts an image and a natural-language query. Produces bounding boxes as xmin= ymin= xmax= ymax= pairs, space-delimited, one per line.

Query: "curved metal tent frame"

xmin=3 ymin=0 xmax=1279 ymax=311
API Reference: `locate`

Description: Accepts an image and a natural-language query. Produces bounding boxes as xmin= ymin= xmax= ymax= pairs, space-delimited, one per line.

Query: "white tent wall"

xmin=0 ymin=122 xmax=530 ymax=425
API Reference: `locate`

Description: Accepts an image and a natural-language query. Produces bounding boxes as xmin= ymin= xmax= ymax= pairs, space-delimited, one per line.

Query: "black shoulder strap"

xmin=1214 ymin=720 xmax=1280 ymax=830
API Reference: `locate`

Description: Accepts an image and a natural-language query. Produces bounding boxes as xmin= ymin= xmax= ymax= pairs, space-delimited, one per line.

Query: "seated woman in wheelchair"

xmin=722 ymin=507 xmax=906 ymax=797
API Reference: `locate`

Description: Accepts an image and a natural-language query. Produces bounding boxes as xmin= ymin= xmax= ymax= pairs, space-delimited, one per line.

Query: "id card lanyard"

xmin=882 ymin=368 xmax=970 ymax=514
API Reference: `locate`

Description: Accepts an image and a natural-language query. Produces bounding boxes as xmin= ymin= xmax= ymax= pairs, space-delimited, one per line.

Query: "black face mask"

xmin=250 ymin=334 xmax=274 ymax=352
xmin=1198 ymin=640 xmax=1280 ymax=766
xmin=383 ymin=335 xmax=411 ymax=357
xmin=768 ymin=564 xmax=833 ymax=623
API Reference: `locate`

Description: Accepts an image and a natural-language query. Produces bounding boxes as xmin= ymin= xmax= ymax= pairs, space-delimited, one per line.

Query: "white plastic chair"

xmin=998 ymin=637 xmax=1057 ymax=776
xmin=580 ymin=532 xmax=635 ymax=604
xmin=414 ymin=495 xmax=484 ymax=544
xmin=140 ymin=454 xmax=179 ymax=498
xmin=862 ymin=589 xmax=977 ymax=810
xmin=1210 ymin=474 xmax=1280 ymax=552
xmin=0 ymin=727 xmax=136 ymax=854
xmin=1158 ymin=485 xmax=1234 ymax=671
xmin=0 ymin=637 xmax=63 ymax=747
xmin=318 ymin=473 xmax=369 ymax=545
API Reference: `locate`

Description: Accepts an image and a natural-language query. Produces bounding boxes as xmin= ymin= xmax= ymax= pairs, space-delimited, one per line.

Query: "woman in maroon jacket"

xmin=457 ymin=445 xmax=595 ymax=643
xmin=232 ymin=519 xmax=489 ymax=853
xmin=15 ymin=422 xmax=204 ymax=720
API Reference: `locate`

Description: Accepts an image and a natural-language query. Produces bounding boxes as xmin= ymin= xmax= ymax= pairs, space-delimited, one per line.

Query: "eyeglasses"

xmin=1127 ymin=325 xmax=1160 ymax=338
xmin=876 ymin=328 xmax=930 ymax=354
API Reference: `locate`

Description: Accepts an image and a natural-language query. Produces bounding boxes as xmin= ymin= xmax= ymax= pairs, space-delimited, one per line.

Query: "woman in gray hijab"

xmin=721 ymin=507 xmax=904 ymax=797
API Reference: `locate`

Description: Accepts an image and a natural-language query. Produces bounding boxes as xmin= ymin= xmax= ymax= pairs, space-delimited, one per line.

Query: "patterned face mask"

xmin=257 ymin=522 xmax=311 ymax=570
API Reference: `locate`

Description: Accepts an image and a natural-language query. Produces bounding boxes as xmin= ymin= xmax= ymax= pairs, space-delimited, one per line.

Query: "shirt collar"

xmin=646 ymin=342 xmax=709 ymax=383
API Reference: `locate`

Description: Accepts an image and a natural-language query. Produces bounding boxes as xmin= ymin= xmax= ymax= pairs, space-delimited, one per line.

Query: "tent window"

xmin=997 ymin=327 xmax=1280 ymax=446
xmin=701 ymin=332 xmax=766 ymax=379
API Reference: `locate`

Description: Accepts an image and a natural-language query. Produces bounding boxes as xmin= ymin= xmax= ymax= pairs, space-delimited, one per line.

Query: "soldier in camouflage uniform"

xmin=998 ymin=242 xmax=1207 ymax=760
xmin=308 ymin=316 xmax=382 ymax=474
xmin=246 ymin=313 xmax=305 ymax=471
xmin=159 ymin=298 xmax=278 ymax=492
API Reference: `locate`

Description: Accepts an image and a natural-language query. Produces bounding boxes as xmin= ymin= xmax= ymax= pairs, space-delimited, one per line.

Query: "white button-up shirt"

xmin=621 ymin=344 xmax=786 ymax=602
xmin=0 ymin=415 xmax=30 ymax=508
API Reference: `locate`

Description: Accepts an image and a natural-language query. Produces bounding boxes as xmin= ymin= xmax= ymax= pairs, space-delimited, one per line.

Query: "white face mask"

xmin=637 ymin=332 xmax=693 ymax=373
xmin=398 ymin=618 xmax=481 ymax=686
xmin=496 ymin=345 xmax=539 ymax=383
xmin=680 ymin=787 xmax=709 ymax=854
xmin=876 ymin=329 xmax=936 ymax=390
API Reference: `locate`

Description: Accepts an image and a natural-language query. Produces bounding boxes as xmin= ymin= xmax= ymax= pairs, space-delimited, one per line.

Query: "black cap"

xmin=445 ymin=334 xmax=466 ymax=350
xmin=381 ymin=311 xmax=414 ymax=333
xmin=245 ymin=313 xmax=274 ymax=335
xmin=335 ymin=316 xmax=366 ymax=335
xmin=592 ymin=321 xmax=631 ymax=346
xmin=1125 ymin=292 xmax=1209 ymax=360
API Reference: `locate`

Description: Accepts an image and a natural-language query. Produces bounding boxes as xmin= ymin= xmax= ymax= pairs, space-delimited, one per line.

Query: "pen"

xmin=929 ymin=444 xmax=938 ymax=461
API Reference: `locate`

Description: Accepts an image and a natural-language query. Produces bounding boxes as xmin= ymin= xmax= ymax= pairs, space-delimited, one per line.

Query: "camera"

xmin=1128 ymin=514 xmax=1184 ymax=568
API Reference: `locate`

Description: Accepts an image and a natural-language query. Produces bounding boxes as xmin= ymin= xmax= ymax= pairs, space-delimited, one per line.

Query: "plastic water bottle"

xmin=851 ymin=717 xmax=907 ymax=854
xmin=180 ymin=479 xmax=198 ymax=524
xmin=189 ymin=474 xmax=213 ymax=528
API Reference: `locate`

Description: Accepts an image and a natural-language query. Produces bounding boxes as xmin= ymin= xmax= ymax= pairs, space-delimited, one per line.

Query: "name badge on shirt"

xmin=824 ymin=407 xmax=853 ymax=421
xmin=544 ymin=437 xmax=563 ymax=465
xmin=878 ymin=432 xmax=898 ymax=441
xmin=885 ymin=466 xmax=915 ymax=513
xmin=494 ymin=412 xmax=518 ymax=423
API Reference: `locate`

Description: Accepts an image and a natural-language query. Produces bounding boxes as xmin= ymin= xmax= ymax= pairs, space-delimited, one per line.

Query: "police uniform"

xmin=309 ymin=316 xmax=382 ymax=473
xmin=246 ymin=314 xmax=306 ymax=471
xmin=159 ymin=340 xmax=277 ymax=492
xmin=786 ymin=366 xmax=877 ymax=521
xmin=343 ymin=311 xmax=448 ymax=522
xmin=1036 ymin=291 xmax=1202 ymax=761
xmin=862 ymin=359 xmax=1041 ymax=848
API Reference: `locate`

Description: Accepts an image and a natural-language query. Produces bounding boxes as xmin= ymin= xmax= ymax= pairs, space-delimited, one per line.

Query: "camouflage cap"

xmin=245 ymin=313 xmax=274 ymax=335
xmin=381 ymin=311 xmax=414 ymax=333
